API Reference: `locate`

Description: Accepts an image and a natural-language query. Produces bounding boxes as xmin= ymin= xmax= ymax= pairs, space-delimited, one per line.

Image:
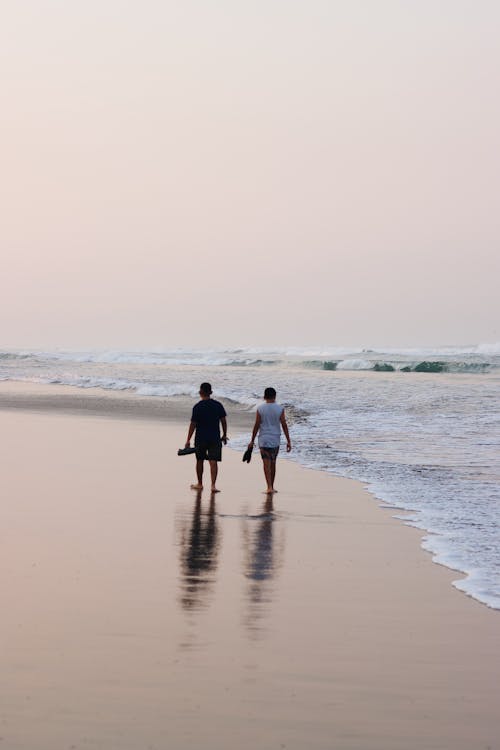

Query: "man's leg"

xmin=261 ymin=447 xmax=279 ymax=493
xmin=270 ymin=459 xmax=277 ymax=490
xmin=191 ymin=459 xmax=204 ymax=490
xmin=262 ymin=458 xmax=274 ymax=493
xmin=209 ymin=460 xmax=219 ymax=492
xmin=206 ymin=443 xmax=222 ymax=493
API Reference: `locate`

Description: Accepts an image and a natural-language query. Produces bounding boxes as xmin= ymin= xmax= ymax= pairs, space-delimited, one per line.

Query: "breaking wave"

xmin=303 ymin=359 xmax=495 ymax=374
xmin=1 ymin=343 xmax=499 ymax=376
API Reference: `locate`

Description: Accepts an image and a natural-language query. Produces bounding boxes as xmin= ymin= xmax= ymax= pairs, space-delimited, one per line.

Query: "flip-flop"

xmin=177 ymin=447 xmax=197 ymax=456
xmin=242 ymin=446 xmax=253 ymax=463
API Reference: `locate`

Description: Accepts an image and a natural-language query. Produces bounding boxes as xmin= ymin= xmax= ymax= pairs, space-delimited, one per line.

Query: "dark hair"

xmin=199 ymin=382 xmax=212 ymax=395
xmin=264 ymin=387 xmax=276 ymax=400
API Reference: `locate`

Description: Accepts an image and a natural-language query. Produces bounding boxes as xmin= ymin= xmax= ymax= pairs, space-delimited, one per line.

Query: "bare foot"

xmin=190 ymin=484 xmax=203 ymax=490
xmin=211 ymin=487 xmax=221 ymax=493
xmin=263 ymin=488 xmax=277 ymax=494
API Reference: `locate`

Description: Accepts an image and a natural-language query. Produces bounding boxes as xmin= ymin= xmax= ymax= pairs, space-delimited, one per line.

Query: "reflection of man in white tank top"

xmin=248 ymin=387 xmax=292 ymax=494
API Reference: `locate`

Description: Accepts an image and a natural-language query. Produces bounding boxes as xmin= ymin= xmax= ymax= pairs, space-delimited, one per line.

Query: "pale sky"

xmin=2 ymin=1 xmax=499 ymax=349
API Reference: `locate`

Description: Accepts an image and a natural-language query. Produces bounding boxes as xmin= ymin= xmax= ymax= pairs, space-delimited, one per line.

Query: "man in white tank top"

xmin=248 ymin=387 xmax=292 ymax=493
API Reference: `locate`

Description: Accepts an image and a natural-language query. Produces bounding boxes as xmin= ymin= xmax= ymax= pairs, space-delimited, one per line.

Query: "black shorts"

xmin=260 ymin=446 xmax=279 ymax=462
xmin=195 ymin=441 xmax=222 ymax=461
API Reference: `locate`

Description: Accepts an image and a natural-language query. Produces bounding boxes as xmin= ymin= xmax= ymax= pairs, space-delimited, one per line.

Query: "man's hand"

xmin=286 ymin=441 xmax=292 ymax=453
xmin=222 ymin=436 xmax=228 ymax=445
xmin=185 ymin=441 xmax=191 ymax=449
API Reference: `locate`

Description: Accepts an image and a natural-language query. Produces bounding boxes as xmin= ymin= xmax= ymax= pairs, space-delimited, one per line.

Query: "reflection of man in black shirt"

xmin=179 ymin=490 xmax=220 ymax=612
xmin=185 ymin=382 xmax=227 ymax=492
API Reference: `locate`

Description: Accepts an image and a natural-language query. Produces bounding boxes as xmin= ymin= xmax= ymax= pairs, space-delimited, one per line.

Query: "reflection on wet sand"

xmin=177 ymin=492 xmax=285 ymax=641
xmin=241 ymin=495 xmax=285 ymax=636
xmin=178 ymin=491 xmax=220 ymax=612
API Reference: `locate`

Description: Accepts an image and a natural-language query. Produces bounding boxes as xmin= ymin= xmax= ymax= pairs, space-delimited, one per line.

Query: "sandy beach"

xmin=1 ymin=385 xmax=499 ymax=749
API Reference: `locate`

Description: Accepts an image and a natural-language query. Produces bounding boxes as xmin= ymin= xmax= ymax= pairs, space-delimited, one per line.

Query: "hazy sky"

xmin=2 ymin=1 xmax=499 ymax=349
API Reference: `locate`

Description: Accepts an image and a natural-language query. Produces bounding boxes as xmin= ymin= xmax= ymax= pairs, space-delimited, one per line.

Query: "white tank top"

xmin=257 ymin=402 xmax=284 ymax=448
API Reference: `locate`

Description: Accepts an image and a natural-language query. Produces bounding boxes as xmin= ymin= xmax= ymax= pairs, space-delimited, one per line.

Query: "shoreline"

xmin=0 ymin=379 xmax=495 ymax=612
xmin=1 ymin=401 xmax=499 ymax=748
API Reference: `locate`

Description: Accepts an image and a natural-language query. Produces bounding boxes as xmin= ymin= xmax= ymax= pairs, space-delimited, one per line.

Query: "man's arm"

xmin=185 ymin=421 xmax=196 ymax=448
xmin=248 ymin=411 xmax=261 ymax=447
xmin=221 ymin=416 xmax=228 ymax=444
xmin=280 ymin=411 xmax=292 ymax=452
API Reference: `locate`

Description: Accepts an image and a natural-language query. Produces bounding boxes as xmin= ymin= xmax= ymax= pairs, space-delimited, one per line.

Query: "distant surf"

xmin=1 ymin=343 xmax=499 ymax=374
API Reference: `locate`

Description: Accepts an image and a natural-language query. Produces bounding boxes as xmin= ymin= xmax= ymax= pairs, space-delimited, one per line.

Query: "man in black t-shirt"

xmin=185 ymin=382 xmax=228 ymax=492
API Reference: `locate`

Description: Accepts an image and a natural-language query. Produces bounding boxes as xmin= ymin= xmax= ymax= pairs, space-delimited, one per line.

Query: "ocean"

xmin=1 ymin=344 xmax=499 ymax=610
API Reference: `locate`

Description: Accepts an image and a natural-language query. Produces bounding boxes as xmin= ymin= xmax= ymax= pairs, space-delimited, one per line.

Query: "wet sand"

xmin=1 ymin=393 xmax=499 ymax=749
xmin=0 ymin=380 xmax=254 ymax=431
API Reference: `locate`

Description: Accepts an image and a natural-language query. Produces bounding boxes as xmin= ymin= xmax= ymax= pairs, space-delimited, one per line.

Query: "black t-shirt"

xmin=191 ymin=399 xmax=226 ymax=445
